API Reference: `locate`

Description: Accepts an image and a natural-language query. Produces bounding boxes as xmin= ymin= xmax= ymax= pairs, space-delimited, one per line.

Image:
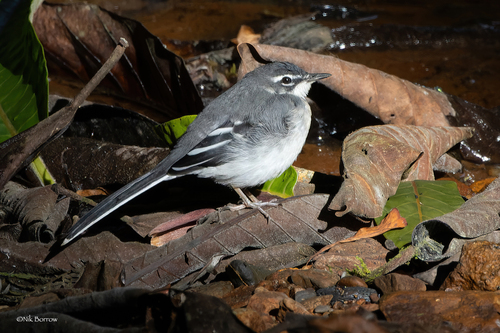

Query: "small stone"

xmin=233 ymin=308 xmax=267 ymax=332
xmin=373 ymin=273 xmax=426 ymax=294
xmin=290 ymin=268 xmax=339 ymax=289
xmin=187 ymin=280 xmax=234 ymax=298
xmin=337 ymin=275 xmax=368 ymax=288
xmin=295 ymin=288 xmax=317 ymax=303
xmin=301 ymin=295 xmax=333 ymax=312
xmin=441 ymin=241 xmax=500 ymax=291
xmin=247 ymin=290 xmax=289 ymax=315
xmin=314 ymin=305 xmax=332 ymax=313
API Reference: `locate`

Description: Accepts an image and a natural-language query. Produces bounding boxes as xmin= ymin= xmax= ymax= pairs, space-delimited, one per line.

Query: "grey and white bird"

xmin=62 ymin=62 xmax=330 ymax=246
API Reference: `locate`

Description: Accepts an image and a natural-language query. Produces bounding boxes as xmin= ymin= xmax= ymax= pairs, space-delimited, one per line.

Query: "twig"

xmin=70 ymin=38 xmax=129 ymax=109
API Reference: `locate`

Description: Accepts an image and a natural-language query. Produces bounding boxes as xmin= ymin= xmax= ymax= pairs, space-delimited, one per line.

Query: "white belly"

xmin=195 ymin=106 xmax=311 ymax=188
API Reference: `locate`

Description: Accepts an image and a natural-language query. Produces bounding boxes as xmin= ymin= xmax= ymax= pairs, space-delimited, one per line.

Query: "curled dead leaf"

xmin=237 ymin=43 xmax=455 ymax=127
xmin=330 ymin=125 xmax=474 ymax=218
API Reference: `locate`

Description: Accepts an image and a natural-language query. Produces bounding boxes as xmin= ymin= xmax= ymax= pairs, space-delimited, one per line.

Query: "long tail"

xmin=62 ymin=168 xmax=176 ymax=246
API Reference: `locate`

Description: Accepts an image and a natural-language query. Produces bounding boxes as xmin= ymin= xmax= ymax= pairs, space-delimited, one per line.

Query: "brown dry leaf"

xmin=237 ymin=43 xmax=455 ymax=127
xmin=0 ymin=182 xmax=70 ymax=243
xmin=121 ymin=194 xmax=337 ymax=289
xmin=77 ymin=188 xmax=109 ymax=197
xmin=329 ymin=125 xmax=474 ymax=218
xmin=309 ymin=208 xmax=406 ymax=264
xmin=231 ymin=25 xmax=261 ymax=45
xmin=413 ymin=176 xmax=500 ymax=261
xmin=34 ymin=2 xmax=203 ymax=120
xmin=148 ymin=208 xmax=215 ymax=246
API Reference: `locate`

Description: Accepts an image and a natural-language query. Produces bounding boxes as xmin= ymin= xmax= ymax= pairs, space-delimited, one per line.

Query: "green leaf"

xmin=375 ymin=180 xmax=465 ymax=248
xmin=0 ymin=0 xmax=48 ymax=143
xmin=156 ymin=115 xmax=198 ymax=147
xmin=259 ymin=166 xmax=297 ymax=198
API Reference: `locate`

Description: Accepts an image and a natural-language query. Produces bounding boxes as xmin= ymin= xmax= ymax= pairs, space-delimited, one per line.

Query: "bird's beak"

xmin=308 ymin=73 xmax=331 ymax=82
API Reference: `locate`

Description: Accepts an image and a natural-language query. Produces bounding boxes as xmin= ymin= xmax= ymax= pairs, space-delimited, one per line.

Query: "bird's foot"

xmin=231 ymin=187 xmax=279 ymax=222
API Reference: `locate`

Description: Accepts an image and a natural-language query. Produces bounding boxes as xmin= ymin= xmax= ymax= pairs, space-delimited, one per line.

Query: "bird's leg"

xmin=231 ymin=187 xmax=278 ymax=221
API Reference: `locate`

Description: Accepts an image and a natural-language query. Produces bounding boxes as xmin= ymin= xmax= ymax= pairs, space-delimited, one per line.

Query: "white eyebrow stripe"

xmin=208 ymin=127 xmax=233 ymax=136
xmin=187 ymin=140 xmax=231 ymax=156
xmin=271 ymin=74 xmax=302 ymax=83
xmin=171 ymin=158 xmax=215 ymax=171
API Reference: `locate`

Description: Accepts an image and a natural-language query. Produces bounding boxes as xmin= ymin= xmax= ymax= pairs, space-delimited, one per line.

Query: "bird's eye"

xmin=281 ymin=76 xmax=292 ymax=84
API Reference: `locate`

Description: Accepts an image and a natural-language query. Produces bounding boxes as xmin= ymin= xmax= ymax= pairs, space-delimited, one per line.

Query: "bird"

xmin=61 ymin=61 xmax=331 ymax=246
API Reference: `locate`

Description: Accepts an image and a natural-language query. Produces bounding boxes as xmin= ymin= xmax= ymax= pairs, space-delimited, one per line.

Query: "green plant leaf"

xmin=375 ymin=180 xmax=465 ymax=248
xmin=156 ymin=115 xmax=198 ymax=147
xmin=0 ymin=0 xmax=48 ymax=143
xmin=259 ymin=166 xmax=297 ymax=198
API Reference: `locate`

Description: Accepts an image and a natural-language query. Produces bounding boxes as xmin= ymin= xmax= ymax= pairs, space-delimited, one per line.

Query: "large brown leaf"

xmin=33 ymin=2 xmax=203 ymax=120
xmin=329 ymin=125 xmax=474 ymax=218
xmin=121 ymin=194 xmax=343 ymax=289
xmin=237 ymin=43 xmax=454 ymax=127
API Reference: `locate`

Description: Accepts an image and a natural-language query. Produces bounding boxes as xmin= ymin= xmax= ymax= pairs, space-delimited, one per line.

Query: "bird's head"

xmin=245 ymin=62 xmax=331 ymax=99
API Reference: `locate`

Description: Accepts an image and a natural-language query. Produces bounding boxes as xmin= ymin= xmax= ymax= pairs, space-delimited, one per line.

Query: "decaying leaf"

xmin=329 ymin=125 xmax=474 ymax=218
xmin=122 ymin=194 xmax=336 ymax=289
xmin=40 ymin=136 xmax=170 ymax=191
xmin=413 ymin=176 xmax=500 ymax=262
xmin=309 ymin=208 xmax=406 ymax=264
xmin=33 ymin=2 xmax=203 ymax=120
xmin=148 ymin=208 xmax=215 ymax=246
xmin=0 ymin=182 xmax=69 ymax=243
xmin=237 ymin=43 xmax=455 ymax=127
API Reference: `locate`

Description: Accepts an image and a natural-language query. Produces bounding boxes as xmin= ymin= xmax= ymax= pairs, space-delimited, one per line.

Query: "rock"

xmin=314 ymin=304 xmax=332 ymax=314
xmin=277 ymin=297 xmax=310 ymax=321
xmin=380 ymin=290 xmax=500 ymax=332
xmin=373 ymin=273 xmax=426 ymax=294
xmin=308 ymin=313 xmax=390 ymax=333
xmin=301 ymin=295 xmax=334 ymax=312
xmin=222 ymin=285 xmax=255 ymax=309
xmin=290 ymin=268 xmax=339 ymax=289
xmin=313 ymin=238 xmax=389 ymax=274
xmin=440 ymin=241 xmax=500 ymax=291
xmin=247 ymin=290 xmax=289 ymax=315
xmin=233 ymin=308 xmax=267 ymax=332
xmin=317 ymin=286 xmax=378 ymax=304
xmin=337 ymin=275 xmax=368 ymax=288
xmin=187 ymin=280 xmax=234 ymax=298
xmin=295 ymin=288 xmax=317 ymax=303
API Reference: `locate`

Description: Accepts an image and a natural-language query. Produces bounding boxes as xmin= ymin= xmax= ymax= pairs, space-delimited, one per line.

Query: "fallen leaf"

xmin=329 ymin=125 xmax=474 ymax=218
xmin=0 ymin=40 xmax=128 ymax=190
xmin=308 ymin=208 xmax=406 ymax=263
xmin=33 ymin=2 xmax=203 ymax=120
xmin=231 ymin=25 xmax=261 ymax=45
xmin=0 ymin=182 xmax=70 ymax=243
xmin=413 ymin=176 xmax=500 ymax=261
xmin=237 ymin=43 xmax=455 ymax=127
xmin=376 ymin=180 xmax=465 ymax=249
xmin=122 ymin=194 xmax=335 ymax=289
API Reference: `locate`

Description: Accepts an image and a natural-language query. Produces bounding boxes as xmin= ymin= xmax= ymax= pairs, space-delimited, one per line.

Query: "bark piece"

xmin=380 ymin=291 xmax=500 ymax=332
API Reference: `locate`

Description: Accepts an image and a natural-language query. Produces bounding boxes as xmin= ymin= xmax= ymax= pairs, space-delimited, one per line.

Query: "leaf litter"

xmin=1 ymin=1 xmax=500 ymax=332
